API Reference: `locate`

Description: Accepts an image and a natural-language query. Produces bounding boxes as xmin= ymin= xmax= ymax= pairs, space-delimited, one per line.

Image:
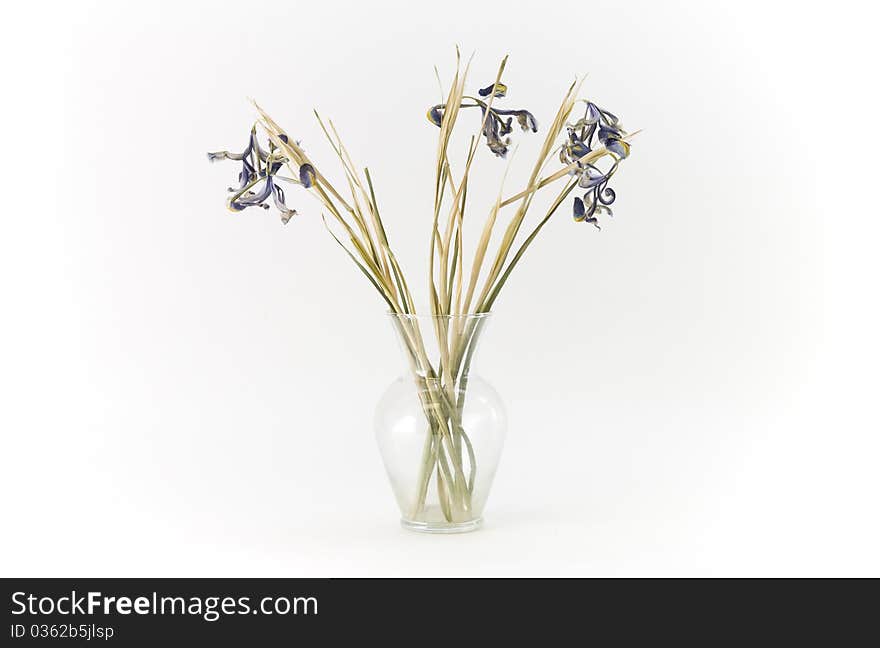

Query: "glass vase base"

xmin=400 ymin=516 xmax=483 ymax=534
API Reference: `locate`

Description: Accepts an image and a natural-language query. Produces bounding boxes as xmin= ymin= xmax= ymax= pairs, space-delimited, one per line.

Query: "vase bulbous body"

xmin=375 ymin=313 xmax=506 ymax=533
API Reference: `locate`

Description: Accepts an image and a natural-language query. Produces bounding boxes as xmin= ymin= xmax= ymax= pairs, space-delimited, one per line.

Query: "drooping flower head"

xmin=208 ymin=127 xmax=315 ymax=224
xmin=426 ymin=80 xmax=538 ymax=158
xmin=562 ymin=101 xmax=630 ymax=230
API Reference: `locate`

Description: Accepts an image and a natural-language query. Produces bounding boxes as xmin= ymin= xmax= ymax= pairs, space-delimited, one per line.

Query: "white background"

xmin=1 ymin=0 xmax=878 ymax=576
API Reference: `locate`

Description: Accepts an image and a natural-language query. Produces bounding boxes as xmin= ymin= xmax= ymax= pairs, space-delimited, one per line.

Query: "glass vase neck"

xmin=387 ymin=312 xmax=492 ymax=385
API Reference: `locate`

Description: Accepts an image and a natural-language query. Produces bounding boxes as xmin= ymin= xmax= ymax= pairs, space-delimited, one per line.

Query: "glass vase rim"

xmin=386 ymin=311 xmax=493 ymax=321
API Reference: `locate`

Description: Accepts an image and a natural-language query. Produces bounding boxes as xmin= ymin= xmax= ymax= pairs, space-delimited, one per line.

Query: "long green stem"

xmin=482 ymin=180 xmax=577 ymax=312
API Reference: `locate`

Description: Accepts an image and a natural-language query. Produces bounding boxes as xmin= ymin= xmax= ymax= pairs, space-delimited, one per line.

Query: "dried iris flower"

xmin=208 ymin=127 xmax=314 ymax=224
xmin=426 ymin=81 xmax=538 ymax=158
xmin=561 ymin=101 xmax=629 ymax=230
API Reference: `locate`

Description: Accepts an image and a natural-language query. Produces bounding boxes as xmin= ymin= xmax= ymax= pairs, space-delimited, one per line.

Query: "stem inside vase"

xmin=390 ymin=315 xmax=489 ymax=524
xmin=376 ymin=312 xmax=503 ymax=532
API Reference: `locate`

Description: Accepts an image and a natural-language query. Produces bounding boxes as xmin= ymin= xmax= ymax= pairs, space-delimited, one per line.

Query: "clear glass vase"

xmin=375 ymin=313 xmax=506 ymax=533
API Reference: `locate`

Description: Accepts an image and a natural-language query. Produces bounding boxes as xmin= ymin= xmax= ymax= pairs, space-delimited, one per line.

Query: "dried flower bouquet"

xmin=209 ymin=50 xmax=635 ymax=530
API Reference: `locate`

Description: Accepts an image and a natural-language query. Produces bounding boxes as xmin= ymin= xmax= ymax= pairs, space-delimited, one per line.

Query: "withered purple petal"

xmin=578 ymin=165 xmax=606 ymax=188
xmin=571 ymin=141 xmax=590 ymax=158
xmin=584 ymin=102 xmax=601 ymax=124
xmin=605 ymin=138 xmax=630 ymax=158
xmin=299 ymin=163 xmax=317 ymax=188
xmin=573 ymin=196 xmax=586 ymax=221
xmin=478 ymin=82 xmax=508 ymax=98
xmin=273 ymin=185 xmax=297 ymax=224
xmin=598 ymin=125 xmax=622 ymax=144
xmin=494 ymin=109 xmax=538 ymax=132
xmin=238 ymin=177 xmax=274 ymax=206
xmin=427 ymin=106 xmax=443 ymax=127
